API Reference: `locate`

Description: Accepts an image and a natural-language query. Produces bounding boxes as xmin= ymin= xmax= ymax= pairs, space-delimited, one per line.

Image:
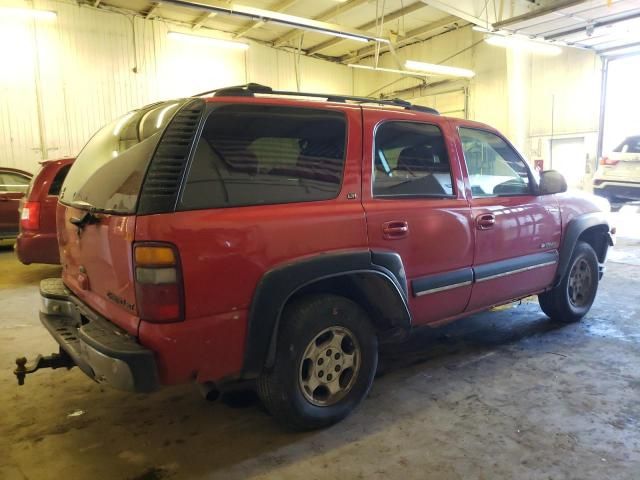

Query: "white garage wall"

xmin=0 ymin=1 xmax=354 ymax=173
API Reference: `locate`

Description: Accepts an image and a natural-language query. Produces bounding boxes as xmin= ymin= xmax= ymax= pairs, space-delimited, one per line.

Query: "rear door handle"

xmin=476 ymin=213 xmax=496 ymax=230
xmin=382 ymin=221 xmax=409 ymax=239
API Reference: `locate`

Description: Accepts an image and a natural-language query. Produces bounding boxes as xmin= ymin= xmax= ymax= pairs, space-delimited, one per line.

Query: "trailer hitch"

xmin=14 ymin=350 xmax=75 ymax=386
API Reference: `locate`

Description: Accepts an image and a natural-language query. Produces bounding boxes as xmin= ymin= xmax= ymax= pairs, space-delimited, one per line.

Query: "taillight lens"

xmin=600 ymin=156 xmax=619 ymax=166
xmin=134 ymin=243 xmax=184 ymax=323
xmin=20 ymin=202 xmax=40 ymax=230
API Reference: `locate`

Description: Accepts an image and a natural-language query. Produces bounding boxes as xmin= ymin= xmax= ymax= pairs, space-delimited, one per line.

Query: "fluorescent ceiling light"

xmin=485 ymin=35 xmax=562 ymax=56
xmin=0 ymin=7 xmax=57 ymax=20
xmin=348 ymin=64 xmax=428 ymax=77
xmin=168 ymin=31 xmax=249 ymax=50
xmin=404 ymin=60 xmax=475 ymax=78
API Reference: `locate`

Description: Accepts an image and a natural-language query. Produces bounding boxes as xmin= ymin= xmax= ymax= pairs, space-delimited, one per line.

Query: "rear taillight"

xmin=20 ymin=202 xmax=40 ymax=230
xmin=134 ymin=243 xmax=184 ymax=323
xmin=600 ymin=156 xmax=619 ymax=166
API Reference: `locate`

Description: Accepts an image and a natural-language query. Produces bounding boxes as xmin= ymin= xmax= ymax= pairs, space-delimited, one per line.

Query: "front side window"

xmin=179 ymin=104 xmax=346 ymax=210
xmin=0 ymin=172 xmax=30 ymax=193
xmin=459 ymin=128 xmax=531 ymax=197
xmin=373 ymin=122 xmax=454 ymax=198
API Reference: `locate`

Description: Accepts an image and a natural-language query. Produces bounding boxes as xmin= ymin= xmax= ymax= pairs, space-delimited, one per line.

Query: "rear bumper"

xmin=593 ymin=181 xmax=640 ymax=201
xmin=16 ymin=232 xmax=60 ymax=265
xmin=39 ymin=278 xmax=159 ymax=392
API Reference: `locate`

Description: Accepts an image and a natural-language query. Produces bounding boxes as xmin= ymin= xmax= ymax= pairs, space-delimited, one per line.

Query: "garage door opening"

xmin=602 ymin=54 xmax=640 ymax=155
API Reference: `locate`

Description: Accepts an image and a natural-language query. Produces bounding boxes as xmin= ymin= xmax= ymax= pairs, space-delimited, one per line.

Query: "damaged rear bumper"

xmin=23 ymin=278 xmax=159 ymax=393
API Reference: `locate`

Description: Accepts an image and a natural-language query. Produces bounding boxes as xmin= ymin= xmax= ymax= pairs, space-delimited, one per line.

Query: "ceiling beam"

xmin=343 ymin=15 xmax=462 ymax=63
xmin=306 ymin=2 xmax=426 ymax=55
xmin=234 ymin=0 xmax=299 ymax=39
xmin=192 ymin=11 xmax=216 ymax=30
xmin=493 ymin=0 xmax=589 ymax=29
xmin=272 ymin=0 xmax=369 ymax=47
xmin=420 ymin=0 xmax=490 ymax=28
xmin=544 ymin=10 xmax=640 ymax=40
xmin=145 ymin=2 xmax=161 ymax=19
xmin=162 ymin=0 xmax=385 ymax=43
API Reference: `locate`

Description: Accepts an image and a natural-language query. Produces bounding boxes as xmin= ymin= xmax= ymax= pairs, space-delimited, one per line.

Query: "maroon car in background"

xmin=0 ymin=167 xmax=32 ymax=241
xmin=16 ymin=158 xmax=74 ymax=265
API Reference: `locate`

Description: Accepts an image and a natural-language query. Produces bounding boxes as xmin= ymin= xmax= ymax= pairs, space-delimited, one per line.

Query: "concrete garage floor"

xmin=1 ymin=211 xmax=639 ymax=480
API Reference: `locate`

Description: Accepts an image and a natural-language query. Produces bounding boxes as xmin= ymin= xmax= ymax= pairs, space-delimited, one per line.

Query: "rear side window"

xmin=373 ymin=122 xmax=454 ymax=198
xmin=48 ymin=165 xmax=71 ymax=196
xmin=179 ymin=104 xmax=346 ymax=210
xmin=613 ymin=136 xmax=640 ymax=153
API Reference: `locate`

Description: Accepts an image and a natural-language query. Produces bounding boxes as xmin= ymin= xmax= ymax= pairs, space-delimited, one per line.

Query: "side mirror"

xmin=538 ymin=170 xmax=567 ymax=195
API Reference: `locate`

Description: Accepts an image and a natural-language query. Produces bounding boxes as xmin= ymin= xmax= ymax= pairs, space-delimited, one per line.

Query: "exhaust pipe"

xmin=198 ymin=382 xmax=220 ymax=402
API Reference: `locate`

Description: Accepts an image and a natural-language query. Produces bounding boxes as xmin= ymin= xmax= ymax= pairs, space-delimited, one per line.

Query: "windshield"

xmin=60 ymin=100 xmax=186 ymax=213
xmin=613 ymin=136 xmax=640 ymax=153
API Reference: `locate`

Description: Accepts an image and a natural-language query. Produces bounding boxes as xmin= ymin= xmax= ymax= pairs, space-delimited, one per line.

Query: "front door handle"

xmin=476 ymin=213 xmax=496 ymax=230
xmin=383 ymin=221 xmax=409 ymax=239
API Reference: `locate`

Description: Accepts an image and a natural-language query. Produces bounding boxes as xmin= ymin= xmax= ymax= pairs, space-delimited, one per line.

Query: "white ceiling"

xmin=88 ymin=0 xmax=640 ymax=60
xmin=494 ymin=0 xmax=640 ymax=57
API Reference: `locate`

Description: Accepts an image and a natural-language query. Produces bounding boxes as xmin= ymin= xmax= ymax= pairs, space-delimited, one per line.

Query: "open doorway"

xmin=602 ymin=55 xmax=640 ymax=155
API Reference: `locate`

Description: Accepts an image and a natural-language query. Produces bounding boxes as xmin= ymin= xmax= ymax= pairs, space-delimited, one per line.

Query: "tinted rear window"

xmin=179 ymin=104 xmax=346 ymax=210
xmin=613 ymin=136 xmax=640 ymax=153
xmin=60 ymin=100 xmax=186 ymax=213
xmin=48 ymin=164 xmax=71 ymax=196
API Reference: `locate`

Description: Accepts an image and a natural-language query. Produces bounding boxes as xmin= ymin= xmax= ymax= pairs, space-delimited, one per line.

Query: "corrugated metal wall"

xmin=0 ymin=1 xmax=354 ymax=173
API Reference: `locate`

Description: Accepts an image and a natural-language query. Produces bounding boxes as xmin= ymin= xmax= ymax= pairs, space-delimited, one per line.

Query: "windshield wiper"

xmin=70 ymin=211 xmax=102 ymax=230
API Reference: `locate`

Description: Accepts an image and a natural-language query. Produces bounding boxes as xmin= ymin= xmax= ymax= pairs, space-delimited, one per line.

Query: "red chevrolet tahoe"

xmin=16 ymin=84 xmax=614 ymax=430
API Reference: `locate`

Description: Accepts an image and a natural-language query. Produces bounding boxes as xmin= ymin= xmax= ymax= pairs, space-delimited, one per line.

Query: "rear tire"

xmin=538 ymin=241 xmax=599 ymax=323
xmin=257 ymin=294 xmax=378 ymax=430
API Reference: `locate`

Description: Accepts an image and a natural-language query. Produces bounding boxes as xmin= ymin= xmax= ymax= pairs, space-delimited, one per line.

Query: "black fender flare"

xmin=240 ymin=250 xmax=410 ymax=379
xmin=555 ymin=211 xmax=610 ymax=286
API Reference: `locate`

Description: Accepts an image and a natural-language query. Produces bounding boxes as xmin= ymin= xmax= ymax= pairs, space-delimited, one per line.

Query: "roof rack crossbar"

xmin=196 ymin=83 xmax=439 ymax=115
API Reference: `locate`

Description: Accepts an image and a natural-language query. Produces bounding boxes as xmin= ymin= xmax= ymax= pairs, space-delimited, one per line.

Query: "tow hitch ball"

xmin=14 ymin=351 xmax=75 ymax=386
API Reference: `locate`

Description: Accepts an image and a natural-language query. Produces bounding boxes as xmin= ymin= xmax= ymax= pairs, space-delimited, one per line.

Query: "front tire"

xmin=538 ymin=241 xmax=599 ymax=323
xmin=257 ymin=294 xmax=378 ymax=430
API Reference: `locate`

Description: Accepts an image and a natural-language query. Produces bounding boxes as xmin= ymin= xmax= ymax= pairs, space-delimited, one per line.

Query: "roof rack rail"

xmin=195 ymin=83 xmax=440 ymax=115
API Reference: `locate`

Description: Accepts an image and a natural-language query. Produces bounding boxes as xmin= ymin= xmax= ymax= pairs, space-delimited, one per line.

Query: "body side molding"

xmin=475 ymin=251 xmax=559 ymax=283
xmin=412 ymin=268 xmax=473 ymax=297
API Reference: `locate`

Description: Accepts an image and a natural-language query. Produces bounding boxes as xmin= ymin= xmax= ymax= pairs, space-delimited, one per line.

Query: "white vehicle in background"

xmin=594 ymin=135 xmax=640 ymax=203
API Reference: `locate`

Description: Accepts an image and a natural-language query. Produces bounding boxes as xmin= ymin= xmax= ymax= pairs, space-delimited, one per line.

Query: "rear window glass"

xmin=48 ymin=164 xmax=71 ymax=196
xmin=613 ymin=136 xmax=640 ymax=153
xmin=179 ymin=104 xmax=346 ymax=210
xmin=59 ymin=100 xmax=186 ymax=213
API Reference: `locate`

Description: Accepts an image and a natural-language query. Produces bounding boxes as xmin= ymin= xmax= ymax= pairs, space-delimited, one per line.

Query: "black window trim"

xmin=371 ymin=119 xmax=457 ymax=200
xmin=456 ymin=125 xmax=536 ymax=198
xmin=48 ymin=164 xmax=72 ymax=197
xmin=176 ymin=102 xmax=350 ymax=212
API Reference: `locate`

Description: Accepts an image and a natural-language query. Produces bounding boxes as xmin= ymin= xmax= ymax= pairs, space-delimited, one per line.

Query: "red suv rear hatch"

xmin=57 ymin=99 xmax=189 ymax=335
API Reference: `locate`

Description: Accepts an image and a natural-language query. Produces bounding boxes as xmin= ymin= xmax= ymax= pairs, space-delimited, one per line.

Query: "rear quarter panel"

xmin=135 ymin=103 xmax=368 ymax=384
